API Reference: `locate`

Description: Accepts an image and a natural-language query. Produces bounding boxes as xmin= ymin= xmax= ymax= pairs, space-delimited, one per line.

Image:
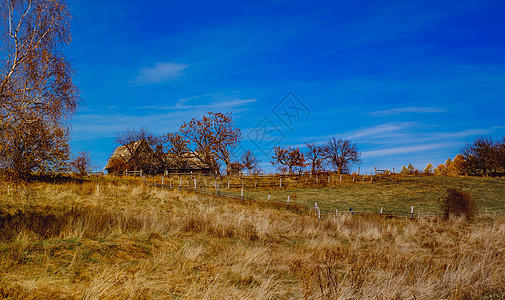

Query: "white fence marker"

xmin=287 ymin=195 xmax=290 ymax=203
xmin=279 ymin=178 xmax=282 ymax=188
xmin=380 ymin=207 xmax=383 ymax=215
xmin=340 ymin=175 xmax=342 ymax=183
xmin=194 ymin=179 xmax=197 ymax=191
xmin=411 ymin=206 xmax=414 ymax=218
xmin=267 ymin=192 xmax=271 ymax=201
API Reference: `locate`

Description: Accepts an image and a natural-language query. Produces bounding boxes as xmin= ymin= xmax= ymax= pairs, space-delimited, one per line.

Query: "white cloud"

xmin=139 ymin=93 xmax=257 ymax=112
xmin=369 ymin=106 xmax=446 ymax=116
xmin=132 ymin=62 xmax=188 ymax=85
xmin=362 ymin=144 xmax=447 ymax=158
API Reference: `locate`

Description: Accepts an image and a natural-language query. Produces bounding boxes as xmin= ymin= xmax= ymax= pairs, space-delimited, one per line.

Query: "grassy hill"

xmin=219 ymin=175 xmax=505 ymax=215
xmin=0 ymin=178 xmax=504 ymax=299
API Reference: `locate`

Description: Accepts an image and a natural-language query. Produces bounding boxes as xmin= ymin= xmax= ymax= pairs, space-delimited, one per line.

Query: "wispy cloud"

xmin=132 ymin=62 xmax=188 ymax=85
xmin=139 ymin=93 xmax=257 ymax=112
xmin=369 ymin=106 xmax=446 ymax=116
xmin=345 ymin=123 xmax=410 ymax=139
xmin=362 ymin=144 xmax=448 ymax=158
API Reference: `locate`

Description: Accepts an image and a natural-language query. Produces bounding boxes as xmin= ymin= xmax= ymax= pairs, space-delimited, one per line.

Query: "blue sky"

xmin=66 ymin=0 xmax=505 ymax=173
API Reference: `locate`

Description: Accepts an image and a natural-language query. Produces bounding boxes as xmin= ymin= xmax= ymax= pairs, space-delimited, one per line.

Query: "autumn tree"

xmin=0 ymin=0 xmax=79 ymax=179
xmin=423 ymin=163 xmax=434 ymax=175
xmin=1 ymin=118 xmax=69 ymax=178
xmin=305 ymin=142 xmax=324 ymax=174
xmin=407 ymin=163 xmax=417 ymax=174
xmin=401 ymin=166 xmax=409 ymax=174
xmin=69 ymin=151 xmax=92 ymax=176
xmin=228 ymin=161 xmax=243 ymax=175
xmin=461 ymin=137 xmax=497 ymax=176
xmin=179 ymin=112 xmax=241 ymax=174
xmin=241 ymin=150 xmax=260 ymax=173
xmin=322 ymin=138 xmax=361 ymax=174
xmin=163 ymin=132 xmax=190 ymax=170
xmin=434 ymin=164 xmax=446 ymax=176
xmin=271 ymin=146 xmax=307 ymax=174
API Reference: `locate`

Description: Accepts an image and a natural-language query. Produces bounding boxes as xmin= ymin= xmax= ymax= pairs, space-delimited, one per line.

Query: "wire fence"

xmin=146 ymin=176 xmax=444 ymax=220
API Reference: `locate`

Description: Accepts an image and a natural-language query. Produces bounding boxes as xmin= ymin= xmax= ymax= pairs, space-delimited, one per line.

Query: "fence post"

xmin=267 ymin=192 xmax=271 ymax=201
xmin=255 ymin=180 xmax=257 ymax=188
xmin=380 ymin=207 xmax=383 ymax=215
xmin=411 ymin=206 xmax=414 ymax=219
xmin=170 ymin=179 xmax=172 ymax=189
xmin=279 ymin=177 xmax=282 ymax=188
xmin=242 ymin=181 xmax=244 ymax=188
xmin=194 ymin=179 xmax=197 ymax=191
xmin=328 ymin=176 xmax=330 ymax=183
xmin=179 ymin=178 xmax=182 ymax=191
xmin=315 ymin=202 xmax=320 ymax=219
xmin=335 ymin=209 xmax=338 ymax=217
xmin=241 ymin=188 xmax=244 ymax=200
xmin=352 ymin=174 xmax=355 ymax=182
xmin=362 ymin=174 xmax=365 ymax=182
xmin=287 ymin=195 xmax=290 ymax=203
xmin=340 ymin=175 xmax=342 ymax=183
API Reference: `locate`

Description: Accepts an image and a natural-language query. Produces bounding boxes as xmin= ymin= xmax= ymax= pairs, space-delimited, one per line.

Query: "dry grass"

xmin=0 ymin=181 xmax=504 ymax=299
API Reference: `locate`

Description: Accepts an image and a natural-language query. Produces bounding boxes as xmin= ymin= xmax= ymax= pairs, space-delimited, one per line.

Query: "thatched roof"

xmin=104 ymin=140 xmax=154 ymax=170
xmin=105 ymin=140 xmax=211 ymax=172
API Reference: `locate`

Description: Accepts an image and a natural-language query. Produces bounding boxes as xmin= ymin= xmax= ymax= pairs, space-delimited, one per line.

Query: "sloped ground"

xmin=0 ymin=181 xmax=504 ymax=299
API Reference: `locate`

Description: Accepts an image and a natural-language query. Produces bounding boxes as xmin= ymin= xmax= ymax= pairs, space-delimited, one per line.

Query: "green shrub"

xmin=442 ymin=188 xmax=476 ymax=220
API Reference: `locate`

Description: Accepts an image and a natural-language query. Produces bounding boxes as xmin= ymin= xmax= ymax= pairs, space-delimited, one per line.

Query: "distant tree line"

xmin=271 ymin=138 xmax=362 ymax=174
xmin=402 ymin=136 xmax=505 ymax=177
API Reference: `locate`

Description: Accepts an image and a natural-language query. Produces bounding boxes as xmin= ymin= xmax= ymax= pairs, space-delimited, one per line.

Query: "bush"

xmin=442 ymin=188 xmax=476 ymax=220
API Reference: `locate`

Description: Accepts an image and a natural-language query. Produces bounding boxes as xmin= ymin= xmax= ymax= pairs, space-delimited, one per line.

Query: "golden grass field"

xmin=0 ymin=177 xmax=505 ymax=299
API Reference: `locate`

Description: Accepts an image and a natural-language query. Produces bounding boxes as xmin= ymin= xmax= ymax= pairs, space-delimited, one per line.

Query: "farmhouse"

xmin=105 ymin=139 xmax=212 ymax=175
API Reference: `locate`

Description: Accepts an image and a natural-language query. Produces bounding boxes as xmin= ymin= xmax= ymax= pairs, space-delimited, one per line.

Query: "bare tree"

xmin=305 ymin=142 xmax=324 ymax=174
xmin=271 ymin=146 xmax=307 ymax=174
xmin=461 ymin=136 xmax=500 ymax=176
xmin=322 ymin=138 xmax=361 ymax=174
xmin=0 ymin=0 xmax=79 ymax=179
xmin=113 ymin=127 xmax=163 ymax=174
xmin=241 ymin=150 xmax=260 ymax=173
xmin=69 ymin=151 xmax=92 ymax=176
xmin=114 ymin=127 xmax=162 ymax=157
xmin=179 ymin=112 xmax=241 ymax=174
xmin=163 ymin=132 xmax=190 ymax=170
